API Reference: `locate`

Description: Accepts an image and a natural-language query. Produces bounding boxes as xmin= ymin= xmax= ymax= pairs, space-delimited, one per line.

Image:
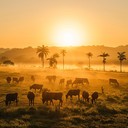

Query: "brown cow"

xmin=72 ymin=78 xmax=89 ymax=87
xmin=19 ymin=77 xmax=24 ymax=82
xmin=6 ymin=77 xmax=11 ymax=84
xmin=91 ymin=92 xmax=98 ymax=104
xmin=59 ymin=78 xmax=65 ymax=86
xmin=27 ymin=91 xmax=35 ymax=106
xmin=82 ymin=91 xmax=89 ymax=102
xmin=31 ymin=75 xmax=35 ymax=82
xmin=66 ymin=89 xmax=80 ymax=100
xmin=109 ymin=78 xmax=119 ymax=86
xmin=5 ymin=93 xmax=18 ymax=106
xmin=46 ymin=75 xmax=56 ymax=83
xmin=66 ymin=79 xmax=72 ymax=88
xmin=13 ymin=77 xmax=19 ymax=83
xmin=42 ymin=91 xmax=63 ymax=106
xmin=30 ymin=84 xmax=43 ymax=92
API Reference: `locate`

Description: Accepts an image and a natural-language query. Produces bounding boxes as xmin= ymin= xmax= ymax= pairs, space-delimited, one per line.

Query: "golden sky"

xmin=0 ymin=0 xmax=128 ymax=48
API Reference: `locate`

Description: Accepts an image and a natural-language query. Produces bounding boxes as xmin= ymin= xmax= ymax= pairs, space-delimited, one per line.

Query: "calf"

xmin=109 ymin=78 xmax=119 ymax=86
xmin=42 ymin=91 xmax=63 ymax=106
xmin=30 ymin=84 xmax=43 ymax=92
xmin=82 ymin=91 xmax=89 ymax=102
xmin=6 ymin=77 xmax=11 ymax=84
xmin=91 ymin=92 xmax=98 ymax=104
xmin=5 ymin=93 xmax=18 ymax=106
xmin=27 ymin=91 xmax=35 ymax=106
xmin=66 ymin=89 xmax=80 ymax=100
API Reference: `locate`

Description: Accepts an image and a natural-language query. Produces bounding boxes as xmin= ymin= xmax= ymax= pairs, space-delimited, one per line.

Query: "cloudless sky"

xmin=0 ymin=0 xmax=128 ymax=48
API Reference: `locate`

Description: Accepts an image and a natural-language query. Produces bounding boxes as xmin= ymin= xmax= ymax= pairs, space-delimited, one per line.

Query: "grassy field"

xmin=0 ymin=65 xmax=128 ymax=128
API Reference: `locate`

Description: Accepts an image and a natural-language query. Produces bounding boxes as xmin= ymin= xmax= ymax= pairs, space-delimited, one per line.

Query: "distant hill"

xmin=0 ymin=45 xmax=128 ymax=66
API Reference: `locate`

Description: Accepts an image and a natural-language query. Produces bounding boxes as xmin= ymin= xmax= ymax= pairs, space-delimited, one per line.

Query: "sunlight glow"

xmin=52 ymin=21 xmax=86 ymax=46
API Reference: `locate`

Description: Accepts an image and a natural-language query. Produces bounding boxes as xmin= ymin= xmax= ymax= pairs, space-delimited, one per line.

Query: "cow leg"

xmin=51 ymin=100 xmax=54 ymax=106
xmin=78 ymin=94 xmax=80 ymax=100
xmin=29 ymin=100 xmax=30 ymax=106
xmin=60 ymin=100 xmax=63 ymax=107
xmin=16 ymin=100 xmax=18 ymax=106
xmin=91 ymin=99 xmax=93 ymax=104
xmin=33 ymin=99 xmax=34 ymax=106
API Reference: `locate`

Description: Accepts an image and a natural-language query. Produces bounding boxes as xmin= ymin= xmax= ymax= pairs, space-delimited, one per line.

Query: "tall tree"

xmin=60 ymin=49 xmax=67 ymax=70
xmin=98 ymin=52 xmax=109 ymax=71
xmin=86 ymin=52 xmax=93 ymax=70
xmin=37 ymin=45 xmax=49 ymax=68
xmin=117 ymin=52 xmax=126 ymax=72
xmin=47 ymin=53 xmax=59 ymax=68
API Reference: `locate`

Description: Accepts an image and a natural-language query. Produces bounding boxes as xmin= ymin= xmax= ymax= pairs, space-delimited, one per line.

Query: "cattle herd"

xmin=4 ymin=75 xmax=119 ymax=107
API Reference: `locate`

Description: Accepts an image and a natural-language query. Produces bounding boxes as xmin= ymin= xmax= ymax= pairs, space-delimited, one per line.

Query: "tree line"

xmin=37 ymin=45 xmax=127 ymax=72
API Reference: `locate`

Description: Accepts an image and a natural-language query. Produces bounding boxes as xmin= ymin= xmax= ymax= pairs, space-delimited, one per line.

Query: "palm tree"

xmin=117 ymin=52 xmax=126 ymax=72
xmin=98 ymin=52 xmax=109 ymax=71
xmin=37 ymin=45 xmax=49 ymax=68
xmin=47 ymin=53 xmax=59 ymax=68
xmin=86 ymin=52 xmax=93 ymax=70
xmin=60 ymin=49 xmax=67 ymax=70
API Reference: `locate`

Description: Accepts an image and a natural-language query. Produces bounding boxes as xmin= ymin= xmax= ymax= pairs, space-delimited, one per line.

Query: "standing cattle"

xmin=82 ymin=91 xmax=89 ymax=102
xmin=59 ymin=78 xmax=65 ymax=86
xmin=46 ymin=75 xmax=56 ymax=83
xmin=109 ymin=79 xmax=119 ymax=86
xmin=91 ymin=92 xmax=98 ymax=104
xmin=30 ymin=84 xmax=43 ymax=92
xmin=5 ymin=93 xmax=18 ymax=106
xmin=6 ymin=77 xmax=11 ymax=84
xmin=42 ymin=91 xmax=63 ymax=106
xmin=27 ymin=91 xmax=35 ymax=106
xmin=66 ymin=89 xmax=80 ymax=100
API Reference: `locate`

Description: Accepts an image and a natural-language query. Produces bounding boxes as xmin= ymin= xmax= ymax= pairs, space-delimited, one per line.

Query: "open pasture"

xmin=0 ymin=66 xmax=128 ymax=128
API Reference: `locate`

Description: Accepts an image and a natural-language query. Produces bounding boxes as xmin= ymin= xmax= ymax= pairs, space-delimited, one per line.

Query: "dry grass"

xmin=0 ymin=65 xmax=128 ymax=128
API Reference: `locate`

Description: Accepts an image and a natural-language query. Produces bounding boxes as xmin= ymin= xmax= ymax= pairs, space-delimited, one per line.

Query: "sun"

xmin=52 ymin=21 xmax=86 ymax=46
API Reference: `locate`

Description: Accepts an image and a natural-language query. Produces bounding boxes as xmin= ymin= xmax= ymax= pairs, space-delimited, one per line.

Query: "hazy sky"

xmin=0 ymin=0 xmax=128 ymax=48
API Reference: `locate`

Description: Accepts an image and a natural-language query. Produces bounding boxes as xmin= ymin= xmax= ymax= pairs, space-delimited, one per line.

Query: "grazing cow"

xmin=5 ymin=93 xmax=18 ymax=106
xmin=13 ymin=77 xmax=19 ymax=83
xmin=59 ymin=78 xmax=65 ymax=86
xmin=72 ymin=78 xmax=89 ymax=87
xmin=27 ymin=91 xmax=35 ymax=106
xmin=66 ymin=89 xmax=80 ymax=100
xmin=109 ymin=78 xmax=119 ymax=86
xmin=42 ymin=91 xmax=63 ymax=106
xmin=19 ymin=77 xmax=24 ymax=82
xmin=31 ymin=75 xmax=35 ymax=82
xmin=46 ymin=75 xmax=56 ymax=83
xmin=6 ymin=77 xmax=11 ymax=84
xmin=82 ymin=91 xmax=89 ymax=102
xmin=30 ymin=84 xmax=43 ymax=92
xmin=91 ymin=92 xmax=98 ymax=104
